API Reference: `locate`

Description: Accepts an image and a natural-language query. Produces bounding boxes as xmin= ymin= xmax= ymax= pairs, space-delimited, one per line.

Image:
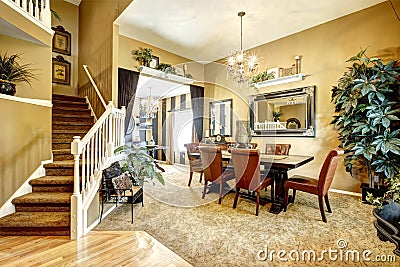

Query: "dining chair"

xmin=265 ymin=144 xmax=291 ymax=155
xmin=184 ymin=143 xmax=203 ymax=186
xmin=231 ymin=148 xmax=274 ymax=216
xmin=283 ymin=148 xmax=344 ymax=222
xmin=198 ymin=145 xmax=235 ymax=204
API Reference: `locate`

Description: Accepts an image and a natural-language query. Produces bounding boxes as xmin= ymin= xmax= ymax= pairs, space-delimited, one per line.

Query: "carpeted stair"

xmin=0 ymin=94 xmax=95 ymax=236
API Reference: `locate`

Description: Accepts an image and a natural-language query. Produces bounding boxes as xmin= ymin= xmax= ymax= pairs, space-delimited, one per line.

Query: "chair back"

xmin=198 ymin=145 xmax=223 ymax=182
xmin=265 ymin=144 xmax=291 ymax=155
xmin=231 ymin=148 xmax=261 ymax=191
xmin=185 ymin=142 xmax=200 ymax=159
xmin=318 ymin=149 xmax=344 ymax=195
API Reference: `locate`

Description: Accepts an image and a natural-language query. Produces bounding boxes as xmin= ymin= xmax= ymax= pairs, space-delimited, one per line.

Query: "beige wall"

xmin=51 ymin=0 xmax=79 ymax=96
xmin=78 ymin=0 xmax=132 ymax=117
xmin=0 ymin=101 xmax=52 ymax=206
xmin=204 ymin=2 xmax=400 ymax=192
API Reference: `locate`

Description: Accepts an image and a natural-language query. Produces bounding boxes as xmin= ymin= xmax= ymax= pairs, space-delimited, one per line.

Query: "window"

xmin=173 ymin=109 xmax=193 ymax=152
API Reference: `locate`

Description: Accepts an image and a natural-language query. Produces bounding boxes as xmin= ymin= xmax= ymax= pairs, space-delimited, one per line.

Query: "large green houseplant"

xmin=331 ymin=49 xmax=400 ymax=188
xmin=132 ymin=47 xmax=154 ymax=67
xmin=115 ymin=144 xmax=164 ymax=187
xmin=0 ymin=52 xmax=36 ymax=96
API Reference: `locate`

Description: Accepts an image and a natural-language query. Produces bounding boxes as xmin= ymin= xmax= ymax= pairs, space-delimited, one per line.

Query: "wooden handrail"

xmin=82 ymin=65 xmax=107 ymax=109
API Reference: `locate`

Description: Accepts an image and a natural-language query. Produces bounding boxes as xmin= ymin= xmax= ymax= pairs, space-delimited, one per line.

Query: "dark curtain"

xmin=118 ymin=68 xmax=139 ymax=135
xmin=190 ymin=85 xmax=204 ymax=142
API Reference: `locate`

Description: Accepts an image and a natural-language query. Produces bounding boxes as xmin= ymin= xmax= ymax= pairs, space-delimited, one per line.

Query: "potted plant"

xmin=155 ymin=63 xmax=172 ymax=72
xmin=367 ymin=174 xmax=400 ymax=256
xmin=252 ymin=70 xmax=275 ymax=84
xmin=331 ymin=49 xmax=400 ymax=195
xmin=115 ymin=144 xmax=164 ymax=187
xmin=132 ymin=47 xmax=153 ymax=67
xmin=272 ymin=111 xmax=282 ymax=122
xmin=0 ymin=52 xmax=36 ymax=96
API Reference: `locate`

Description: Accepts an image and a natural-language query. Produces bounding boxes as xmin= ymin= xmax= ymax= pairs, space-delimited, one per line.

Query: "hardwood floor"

xmin=0 ymin=231 xmax=192 ymax=266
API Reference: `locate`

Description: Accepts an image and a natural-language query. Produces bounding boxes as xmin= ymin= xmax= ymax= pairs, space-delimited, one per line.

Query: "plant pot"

xmin=0 ymin=81 xmax=16 ymax=96
xmin=361 ymin=183 xmax=388 ymax=203
xmin=372 ymin=207 xmax=400 ymax=257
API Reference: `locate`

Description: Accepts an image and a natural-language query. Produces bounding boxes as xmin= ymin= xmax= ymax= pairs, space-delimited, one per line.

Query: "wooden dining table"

xmin=190 ymin=150 xmax=314 ymax=214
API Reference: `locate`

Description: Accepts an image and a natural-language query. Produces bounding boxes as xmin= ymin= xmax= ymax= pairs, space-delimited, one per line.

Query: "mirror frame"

xmin=209 ymin=98 xmax=233 ymax=137
xmin=248 ymin=86 xmax=315 ymax=137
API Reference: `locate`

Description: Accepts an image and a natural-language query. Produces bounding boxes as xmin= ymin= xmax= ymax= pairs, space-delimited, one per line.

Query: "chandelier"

xmin=139 ymin=87 xmax=159 ymax=118
xmin=226 ymin=11 xmax=258 ymax=87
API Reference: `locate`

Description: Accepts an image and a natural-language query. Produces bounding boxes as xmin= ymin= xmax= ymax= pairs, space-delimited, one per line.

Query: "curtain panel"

xmin=190 ymin=85 xmax=204 ymax=142
xmin=118 ymin=68 xmax=139 ymax=135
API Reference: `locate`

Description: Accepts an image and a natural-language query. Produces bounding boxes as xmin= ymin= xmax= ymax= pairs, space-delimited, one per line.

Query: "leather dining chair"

xmin=231 ymin=148 xmax=274 ymax=216
xmin=198 ymin=145 xmax=235 ymax=204
xmin=184 ymin=143 xmax=203 ymax=186
xmin=265 ymin=144 xmax=291 ymax=155
xmin=283 ymin=148 xmax=344 ymax=222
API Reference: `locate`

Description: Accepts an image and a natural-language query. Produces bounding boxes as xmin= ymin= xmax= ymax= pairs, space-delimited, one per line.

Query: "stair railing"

xmin=70 ymin=65 xmax=125 ymax=240
xmin=82 ymin=65 xmax=107 ymax=109
xmin=5 ymin=0 xmax=51 ymax=28
xmin=70 ymin=102 xmax=125 ymax=240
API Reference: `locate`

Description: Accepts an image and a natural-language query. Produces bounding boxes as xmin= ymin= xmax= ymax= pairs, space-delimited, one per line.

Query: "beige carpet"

xmin=95 ymin=164 xmax=398 ymax=266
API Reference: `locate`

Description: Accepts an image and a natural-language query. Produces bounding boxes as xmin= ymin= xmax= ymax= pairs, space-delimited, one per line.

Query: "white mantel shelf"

xmin=254 ymin=73 xmax=305 ymax=89
xmin=0 ymin=93 xmax=52 ymax=108
xmin=139 ymin=66 xmax=195 ymax=85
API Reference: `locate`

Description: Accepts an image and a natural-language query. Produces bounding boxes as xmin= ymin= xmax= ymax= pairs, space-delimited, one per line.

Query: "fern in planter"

xmin=0 ymin=52 xmax=36 ymax=96
xmin=115 ymin=144 xmax=164 ymax=187
xmin=331 ymin=49 xmax=400 ymax=188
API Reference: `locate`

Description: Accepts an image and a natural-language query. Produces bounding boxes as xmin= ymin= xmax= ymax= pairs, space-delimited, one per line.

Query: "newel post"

xmin=70 ymin=136 xmax=83 ymax=240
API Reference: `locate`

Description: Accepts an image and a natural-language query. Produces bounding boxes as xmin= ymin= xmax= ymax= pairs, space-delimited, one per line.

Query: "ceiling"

xmin=115 ymin=0 xmax=386 ymax=63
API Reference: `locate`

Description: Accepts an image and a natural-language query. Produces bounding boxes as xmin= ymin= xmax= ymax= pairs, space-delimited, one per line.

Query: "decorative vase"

xmin=0 ymin=81 xmax=16 ymax=96
xmin=372 ymin=207 xmax=400 ymax=256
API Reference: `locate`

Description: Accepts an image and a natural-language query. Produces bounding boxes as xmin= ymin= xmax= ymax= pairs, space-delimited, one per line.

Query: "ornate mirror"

xmin=249 ymin=86 xmax=315 ymax=137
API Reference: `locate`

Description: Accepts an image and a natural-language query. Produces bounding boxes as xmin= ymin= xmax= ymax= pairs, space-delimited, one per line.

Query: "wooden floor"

xmin=0 ymin=231 xmax=192 ymax=266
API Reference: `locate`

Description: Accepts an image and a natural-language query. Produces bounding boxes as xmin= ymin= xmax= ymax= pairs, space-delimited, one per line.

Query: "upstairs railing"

xmin=5 ymin=0 xmax=51 ymax=28
xmin=70 ymin=65 xmax=125 ymax=240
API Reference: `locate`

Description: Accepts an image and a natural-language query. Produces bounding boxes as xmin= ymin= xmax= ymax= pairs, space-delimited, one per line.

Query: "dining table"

xmin=190 ymin=150 xmax=314 ymax=214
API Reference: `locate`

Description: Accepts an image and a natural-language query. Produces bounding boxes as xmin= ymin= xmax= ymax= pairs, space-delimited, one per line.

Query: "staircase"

xmin=0 ymin=94 xmax=95 ymax=236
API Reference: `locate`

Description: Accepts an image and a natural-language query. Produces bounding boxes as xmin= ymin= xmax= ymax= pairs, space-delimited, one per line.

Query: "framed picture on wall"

xmin=52 ymin=56 xmax=71 ymax=85
xmin=149 ymin=56 xmax=159 ymax=68
xmin=267 ymin=67 xmax=280 ymax=79
xmin=52 ymin=25 xmax=71 ymax=55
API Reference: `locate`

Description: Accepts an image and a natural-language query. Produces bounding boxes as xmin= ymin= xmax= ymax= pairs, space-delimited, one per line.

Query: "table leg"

xmin=269 ymin=169 xmax=288 ymax=214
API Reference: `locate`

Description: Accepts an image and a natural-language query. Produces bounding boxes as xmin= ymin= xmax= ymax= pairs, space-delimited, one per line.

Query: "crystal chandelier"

xmin=139 ymin=87 xmax=159 ymax=118
xmin=226 ymin=12 xmax=258 ymax=87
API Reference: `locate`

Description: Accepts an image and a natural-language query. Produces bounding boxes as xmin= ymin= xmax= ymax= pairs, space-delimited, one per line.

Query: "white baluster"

xmin=82 ymin=146 xmax=86 ymax=194
xmin=22 ymin=0 xmax=27 ymax=11
xmin=28 ymin=0 xmax=33 ymax=16
xmin=42 ymin=0 xmax=51 ymax=26
xmin=34 ymin=0 xmax=39 ymax=20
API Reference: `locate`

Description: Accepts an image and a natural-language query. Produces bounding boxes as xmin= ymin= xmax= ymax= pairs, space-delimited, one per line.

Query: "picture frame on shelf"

xmin=52 ymin=26 xmax=71 ymax=56
xmin=52 ymin=56 xmax=71 ymax=85
xmin=267 ymin=67 xmax=280 ymax=79
xmin=149 ymin=56 xmax=159 ymax=69
xmin=173 ymin=66 xmax=185 ymax=76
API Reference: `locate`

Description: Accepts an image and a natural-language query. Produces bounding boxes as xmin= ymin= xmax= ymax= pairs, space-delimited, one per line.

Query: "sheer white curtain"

xmin=166 ymin=109 xmax=193 ymax=164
